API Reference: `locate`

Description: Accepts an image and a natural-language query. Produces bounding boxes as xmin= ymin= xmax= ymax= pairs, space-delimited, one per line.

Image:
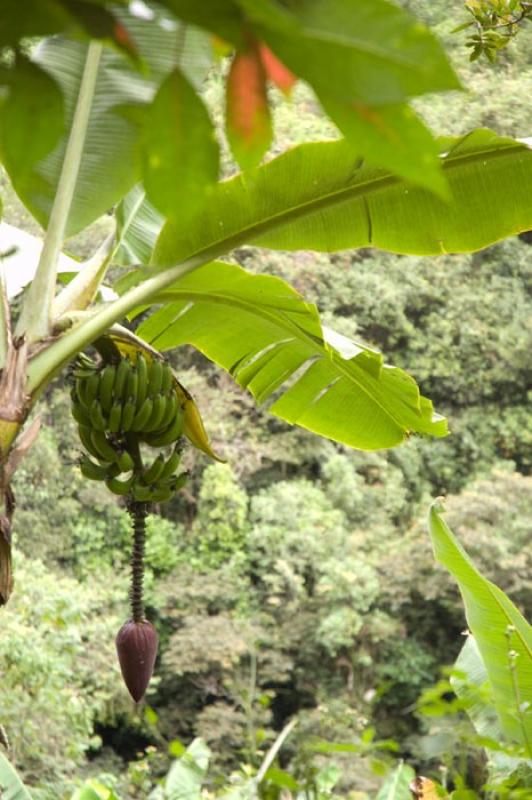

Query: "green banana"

xmin=125 ymin=369 xmax=138 ymax=405
xmin=161 ymin=363 xmax=173 ymax=394
xmin=142 ymin=454 xmax=166 ymax=485
xmin=89 ymin=399 xmax=107 ymax=431
xmin=120 ymin=398 xmax=137 ymax=432
xmin=78 ymin=425 xmax=100 ymax=459
xmin=85 ymin=372 xmax=100 ymax=405
xmin=148 ymin=359 xmax=164 ymax=397
xmin=106 ymin=475 xmax=135 ymax=496
xmin=108 ymin=401 xmax=123 ymax=433
xmin=98 ymin=364 xmax=116 ymax=412
xmin=113 ymin=358 xmax=131 ymax=400
xmin=143 ymin=405 xmax=184 ymax=446
xmin=132 ymin=479 xmax=153 ymax=502
xmin=151 ymin=390 xmax=177 ymax=434
xmin=91 ymin=430 xmax=119 ymax=463
xmin=159 ymin=448 xmax=181 ymax=481
xmin=149 ymin=485 xmax=173 ymax=503
xmin=72 ymin=401 xmax=92 ymax=427
xmin=167 ymin=472 xmax=188 ymax=492
xmin=78 ymin=353 xmax=96 ymax=369
xmin=75 ymin=378 xmax=91 ymax=409
xmin=144 ymin=394 xmax=167 ymax=432
xmin=131 ymin=397 xmax=153 ymax=431
xmin=79 ymin=455 xmax=109 ymax=481
xmin=135 ymin=354 xmax=149 ymax=407
xmin=117 ymin=450 xmax=135 ymax=472
xmin=73 ymin=367 xmax=97 ymax=379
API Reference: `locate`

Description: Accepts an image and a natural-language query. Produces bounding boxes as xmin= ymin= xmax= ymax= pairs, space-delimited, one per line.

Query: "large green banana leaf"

xmin=429 ymin=501 xmax=532 ymax=755
xmin=10 ymin=9 xmax=211 ymax=237
xmin=452 ymin=636 xmax=529 ymax=777
xmin=0 ymin=751 xmax=33 ymax=799
xmin=134 ymin=260 xmax=446 ymax=450
xmin=153 ymin=130 xmax=532 ymax=264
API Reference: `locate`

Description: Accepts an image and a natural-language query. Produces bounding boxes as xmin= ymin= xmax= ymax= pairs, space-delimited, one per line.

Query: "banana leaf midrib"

xmin=155 ymin=139 xmax=530 ymax=268
xmin=147 ymin=286 xmax=427 ymax=433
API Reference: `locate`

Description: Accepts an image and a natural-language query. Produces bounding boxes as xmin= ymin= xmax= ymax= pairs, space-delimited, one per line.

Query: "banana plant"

xmin=429 ymin=501 xmax=532 ymax=768
xmin=0 ymin=0 xmax=532 ymax=607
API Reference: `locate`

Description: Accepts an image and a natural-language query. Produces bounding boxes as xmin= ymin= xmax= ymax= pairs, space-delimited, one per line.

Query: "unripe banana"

xmin=78 ymin=353 xmax=96 ymax=369
xmin=132 ymin=479 xmax=153 ymax=502
xmin=108 ymin=401 xmax=123 ymax=433
xmin=120 ymin=398 xmax=137 ymax=432
xmin=149 ymin=485 xmax=173 ymax=503
xmin=160 ymin=390 xmax=178 ymax=429
xmin=75 ymin=378 xmax=91 ymax=409
xmin=98 ymin=364 xmax=116 ymax=413
xmin=72 ymin=401 xmax=92 ymax=427
xmin=89 ymin=399 xmax=107 ymax=431
xmin=143 ymin=406 xmax=184 ymax=446
xmin=144 ymin=394 xmax=167 ymax=432
xmin=148 ymin=359 xmax=163 ymax=397
xmin=159 ymin=447 xmax=181 ymax=481
xmin=135 ymin=354 xmax=149 ymax=407
xmin=78 ymin=425 xmax=101 ymax=459
xmin=91 ymin=430 xmax=119 ymax=463
xmin=85 ymin=372 xmax=100 ymax=405
xmin=142 ymin=454 xmax=166 ymax=485
xmin=125 ymin=369 xmax=138 ymax=405
xmin=79 ymin=455 xmax=109 ymax=481
xmin=117 ymin=450 xmax=135 ymax=472
xmin=161 ymin=363 xmax=173 ymax=394
xmin=114 ymin=358 xmax=131 ymax=400
xmin=73 ymin=367 xmax=97 ymax=379
xmin=106 ymin=475 xmax=135 ymax=496
xmin=167 ymin=472 xmax=188 ymax=492
xmin=131 ymin=397 xmax=153 ymax=431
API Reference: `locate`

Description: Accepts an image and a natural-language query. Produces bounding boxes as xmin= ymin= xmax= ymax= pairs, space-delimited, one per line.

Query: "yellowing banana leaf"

xmin=107 ymin=330 xmax=223 ymax=461
xmin=429 ymin=500 xmax=532 ymax=755
xmin=133 ymin=260 xmax=447 ymax=451
xmin=153 ymin=130 xmax=532 ymax=265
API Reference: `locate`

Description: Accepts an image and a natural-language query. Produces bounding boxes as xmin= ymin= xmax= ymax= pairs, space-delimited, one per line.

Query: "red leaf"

xmin=226 ymin=40 xmax=272 ymax=171
xmin=259 ymin=43 xmax=296 ymax=95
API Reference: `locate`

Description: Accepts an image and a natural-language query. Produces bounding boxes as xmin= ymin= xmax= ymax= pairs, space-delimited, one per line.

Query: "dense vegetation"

xmin=0 ymin=1 xmax=531 ymax=798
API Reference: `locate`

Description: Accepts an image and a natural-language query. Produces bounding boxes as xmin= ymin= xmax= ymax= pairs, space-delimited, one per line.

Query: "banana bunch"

xmin=71 ymin=351 xmax=188 ymax=503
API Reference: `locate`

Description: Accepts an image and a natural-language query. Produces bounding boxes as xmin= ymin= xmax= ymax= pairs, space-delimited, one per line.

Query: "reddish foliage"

xmin=259 ymin=43 xmax=296 ymax=95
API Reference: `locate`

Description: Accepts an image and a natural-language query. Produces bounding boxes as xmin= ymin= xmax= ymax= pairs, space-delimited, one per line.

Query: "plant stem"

xmin=15 ymin=41 xmax=103 ymax=343
xmin=0 ymin=267 xmax=11 ymax=371
xmin=255 ymin=718 xmax=297 ymax=785
xmin=129 ymin=502 xmax=149 ymax=623
xmin=27 ymin=250 xmax=212 ymax=394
